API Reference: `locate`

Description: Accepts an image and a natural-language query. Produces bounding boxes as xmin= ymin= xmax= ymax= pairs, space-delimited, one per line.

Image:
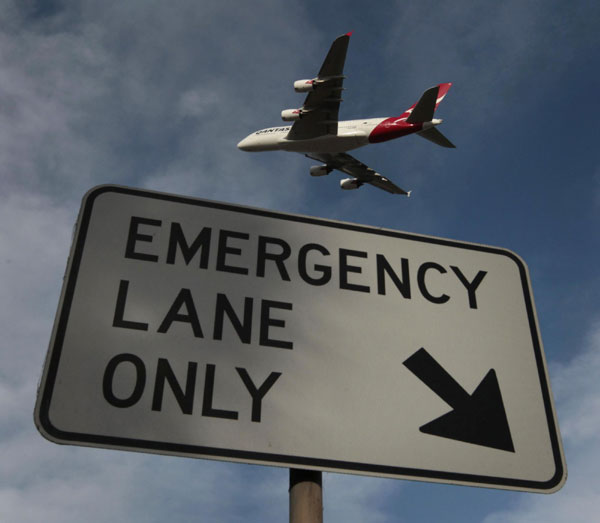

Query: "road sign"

xmin=35 ymin=185 xmax=566 ymax=492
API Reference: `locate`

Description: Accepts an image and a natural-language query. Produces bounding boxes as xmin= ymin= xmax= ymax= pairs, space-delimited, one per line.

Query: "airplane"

xmin=237 ymin=32 xmax=455 ymax=195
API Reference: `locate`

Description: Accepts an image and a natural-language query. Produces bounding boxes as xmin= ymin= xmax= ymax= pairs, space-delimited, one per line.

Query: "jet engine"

xmin=340 ymin=178 xmax=363 ymax=190
xmin=294 ymin=79 xmax=316 ymax=92
xmin=309 ymin=165 xmax=332 ymax=177
xmin=281 ymin=108 xmax=304 ymax=121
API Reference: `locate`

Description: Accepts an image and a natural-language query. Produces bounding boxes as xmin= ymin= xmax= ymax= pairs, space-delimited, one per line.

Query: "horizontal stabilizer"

xmin=417 ymin=127 xmax=456 ymax=148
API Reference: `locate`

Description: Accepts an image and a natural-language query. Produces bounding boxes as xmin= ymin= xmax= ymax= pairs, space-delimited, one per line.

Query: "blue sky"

xmin=1 ymin=0 xmax=599 ymax=521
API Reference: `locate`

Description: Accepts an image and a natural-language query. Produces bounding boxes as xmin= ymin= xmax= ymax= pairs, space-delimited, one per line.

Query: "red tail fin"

xmin=435 ymin=82 xmax=452 ymax=110
xmin=403 ymin=83 xmax=452 ymax=123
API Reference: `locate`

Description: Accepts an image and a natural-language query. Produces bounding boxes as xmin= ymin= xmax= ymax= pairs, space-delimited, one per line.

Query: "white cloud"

xmin=0 ymin=434 xmax=288 ymax=523
xmin=324 ymin=473 xmax=397 ymax=523
xmin=483 ymin=322 xmax=600 ymax=522
xmin=0 ymin=192 xmax=72 ymax=381
xmin=0 ymin=0 xmax=319 ymax=206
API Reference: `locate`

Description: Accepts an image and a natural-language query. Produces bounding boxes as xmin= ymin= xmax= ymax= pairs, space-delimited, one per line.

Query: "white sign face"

xmin=35 ymin=186 xmax=566 ymax=492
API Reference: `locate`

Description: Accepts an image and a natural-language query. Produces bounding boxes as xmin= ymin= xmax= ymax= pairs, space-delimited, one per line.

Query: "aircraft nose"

xmin=237 ymin=135 xmax=254 ymax=151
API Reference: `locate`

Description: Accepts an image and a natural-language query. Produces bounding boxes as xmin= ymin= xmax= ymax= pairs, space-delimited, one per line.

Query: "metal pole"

xmin=289 ymin=469 xmax=323 ymax=523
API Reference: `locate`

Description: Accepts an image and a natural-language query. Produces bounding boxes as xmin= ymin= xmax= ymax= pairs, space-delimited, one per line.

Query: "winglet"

xmin=345 ymin=31 xmax=353 ymax=37
xmin=407 ymin=190 xmax=412 ymax=197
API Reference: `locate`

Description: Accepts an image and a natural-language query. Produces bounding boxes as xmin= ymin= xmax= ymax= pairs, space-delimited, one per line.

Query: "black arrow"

xmin=403 ymin=347 xmax=514 ymax=452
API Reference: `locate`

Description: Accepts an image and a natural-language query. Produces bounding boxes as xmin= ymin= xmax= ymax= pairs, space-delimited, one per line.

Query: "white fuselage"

xmin=237 ymin=118 xmax=386 ymax=154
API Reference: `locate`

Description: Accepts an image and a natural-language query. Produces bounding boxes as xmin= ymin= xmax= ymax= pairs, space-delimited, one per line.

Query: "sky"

xmin=1 ymin=0 xmax=599 ymax=521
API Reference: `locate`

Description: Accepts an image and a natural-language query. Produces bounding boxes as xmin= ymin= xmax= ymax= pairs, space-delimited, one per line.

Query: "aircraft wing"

xmin=306 ymin=152 xmax=411 ymax=195
xmin=287 ymin=33 xmax=351 ymax=140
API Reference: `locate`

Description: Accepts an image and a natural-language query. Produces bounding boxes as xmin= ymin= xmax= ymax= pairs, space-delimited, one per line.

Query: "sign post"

xmin=289 ymin=469 xmax=323 ymax=523
xmin=35 ymin=185 xmax=566 ymax=493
